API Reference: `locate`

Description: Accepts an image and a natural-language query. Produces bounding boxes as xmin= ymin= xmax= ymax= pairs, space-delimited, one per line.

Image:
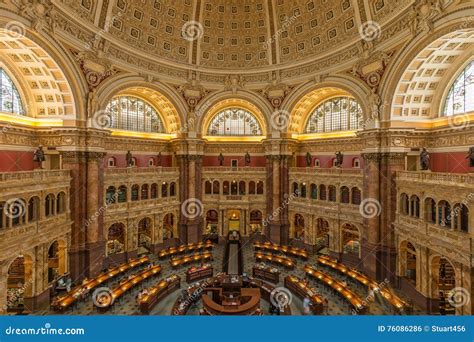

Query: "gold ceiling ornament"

xmin=259 ymin=71 xmax=293 ymax=109
xmin=224 ymin=75 xmax=245 ymax=94
xmin=176 ymin=73 xmax=210 ymax=110
xmin=72 ymin=40 xmax=118 ymax=91
xmin=409 ymin=0 xmax=445 ymax=36
xmin=18 ymin=0 xmax=56 ymax=33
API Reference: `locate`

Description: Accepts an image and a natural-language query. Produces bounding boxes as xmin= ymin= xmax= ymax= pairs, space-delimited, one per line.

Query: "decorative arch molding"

xmin=196 ymin=90 xmax=272 ymax=137
xmin=383 ymin=12 xmax=474 ymax=123
xmin=5 ymin=251 xmax=35 ymax=273
xmin=96 ymin=75 xmax=186 ymax=134
xmin=0 ymin=12 xmax=85 ymax=121
xmin=282 ymin=77 xmax=369 ymax=134
xmin=340 ymin=221 xmax=361 ymax=233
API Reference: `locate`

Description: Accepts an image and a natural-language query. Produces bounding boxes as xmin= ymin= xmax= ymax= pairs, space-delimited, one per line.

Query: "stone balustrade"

xmin=397 ymin=171 xmax=474 ymax=186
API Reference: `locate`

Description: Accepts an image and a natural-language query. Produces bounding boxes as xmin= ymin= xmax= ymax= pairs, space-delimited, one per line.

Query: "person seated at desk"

xmin=303 ymin=297 xmax=311 ymax=315
xmin=66 ymin=278 xmax=72 ymax=292
xmin=269 ymin=303 xmax=280 ymax=315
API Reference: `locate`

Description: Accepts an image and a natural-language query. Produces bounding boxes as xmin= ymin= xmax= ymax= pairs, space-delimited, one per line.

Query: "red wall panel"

xmin=103 ymin=154 xmax=172 ymax=168
xmin=296 ymin=154 xmax=364 ymax=169
xmin=0 ymin=151 xmax=35 ymax=172
xmin=430 ymin=152 xmax=473 ymax=173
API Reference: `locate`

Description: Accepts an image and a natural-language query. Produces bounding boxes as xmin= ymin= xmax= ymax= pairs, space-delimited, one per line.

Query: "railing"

xmin=397 ymin=171 xmax=474 ymax=185
xmin=202 ymin=167 xmax=266 ymax=173
xmin=105 ymin=167 xmax=179 ymax=175
xmin=289 ymin=167 xmax=363 ymax=176
xmin=202 ymin=194 xmax=265 ymax=202
xmin=0 ymin=169 xmax=70 ymax=182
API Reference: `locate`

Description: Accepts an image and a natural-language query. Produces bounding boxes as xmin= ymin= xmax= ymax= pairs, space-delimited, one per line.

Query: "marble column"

xmin=264 ymin=155 xmax=290 ymax=245
xmin=61 ymin=151 xmax=105 ymax=281
xmin=361 ymin=152 xmax=406 ymax=282
xmin=177 ymin=154 xmax=203 ymax=244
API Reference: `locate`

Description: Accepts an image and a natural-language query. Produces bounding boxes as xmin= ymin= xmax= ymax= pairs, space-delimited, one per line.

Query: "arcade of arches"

xmin=0 ymin=0 xmax=473 ymax=316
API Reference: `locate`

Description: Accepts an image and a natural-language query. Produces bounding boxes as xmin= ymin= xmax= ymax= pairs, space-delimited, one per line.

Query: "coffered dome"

xmin=59 ymin=0 xmax=412 ymax=73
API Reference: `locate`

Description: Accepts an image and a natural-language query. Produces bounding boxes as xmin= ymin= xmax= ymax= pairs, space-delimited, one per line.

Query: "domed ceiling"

xmin=58 ymin=0 xmax=414 ymax=73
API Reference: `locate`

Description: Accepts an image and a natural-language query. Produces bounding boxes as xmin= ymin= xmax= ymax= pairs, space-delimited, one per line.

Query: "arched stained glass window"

xmin=0 ymin=68 xmax=24 ymax=115
xmin=105 ymin=96 xmax=166 ymax=133
xmin=443 ymin=60 xmax=474 ymax=116
xmin=304 ymin=97 xmax=362 ymax=133
xmin=207 ymin=108 xmax=262 ymax=136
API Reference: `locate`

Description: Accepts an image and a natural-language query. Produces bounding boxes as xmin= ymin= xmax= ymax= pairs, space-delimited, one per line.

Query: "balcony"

xmin=395 ymin=216 xmax=471 ymax=265
xmin=105 ymin=197 xmax=180 ymax=215
xmin=202 ymin=167 xmax=266 ymax=173
xmin=289 ymin=167 xmax=363 ymax=176
xmin=0 ymin=170 xmax=71 ymax=198
xmin=202 ymin=194 xmax=265 ymax=203
xmin=289 ymin=197 xmax=363 ymax=223
xmin=105 ymin=166 xmax=179 ymax=176
xmin=289 ymin=168 xmax=363 ymax=189
xmin=105 ymin=167 xmax=180 ymax=184
xmin=397 ymin=171 xmax=474 ymax=187
xmin=0 ymin=169 xmax=70 ymax=183
xmin=0 ymin=170 xmax=72 ymax=257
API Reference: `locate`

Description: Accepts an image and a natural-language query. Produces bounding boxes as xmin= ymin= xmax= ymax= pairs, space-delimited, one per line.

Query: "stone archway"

xmin=315 ymin=218 xmax=330 ymax=252
xmin=137 ymin=217 xmax=153 ymax=253
xmin=399 ymin=241 xmax=417 ymax=287
xmin=430 ymin=256 xmax=457 ymax=315
xmin=47 ymin=240 xmax=67 ymax=283
xmin=6 ymin=254 xmax=33 ymax=312
xmin=106 ymin=223 xmax=126 ymax=257
xmin=341 ymin=223 xmax=360 ymax=258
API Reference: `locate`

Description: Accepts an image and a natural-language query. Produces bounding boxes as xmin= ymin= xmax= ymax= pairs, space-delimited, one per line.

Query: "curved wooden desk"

xmin=170 ymin=251 xmax=213 ymax=268
xmin=255 ymin=252 xmax=296 ymax=269
xmin=202 ymin=288 xmax=260 ymax=315
xmin=317 ymin=255 xmax=409 ymax=313
xmin=158 ymin=242 xmax=213 ymax=259
xmin=304 ymin=264 xmax=365 ymax=313
xmin=254 ymin=242 xmax=309 ymax=260
xmin=51 ymin=256 xmax=149 ymax=311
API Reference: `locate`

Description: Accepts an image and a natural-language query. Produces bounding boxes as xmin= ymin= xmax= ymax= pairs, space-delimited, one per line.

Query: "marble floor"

xmin=42 ymin=241 xmax=424 ymax=316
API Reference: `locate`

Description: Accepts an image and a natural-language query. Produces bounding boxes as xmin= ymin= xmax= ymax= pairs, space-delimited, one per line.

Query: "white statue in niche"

xmin=368 ymin=87 xmax=381 ymax=121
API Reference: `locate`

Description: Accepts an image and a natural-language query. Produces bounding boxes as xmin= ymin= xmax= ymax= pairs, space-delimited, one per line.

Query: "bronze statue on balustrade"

xmin=305 ymin=152 xmax=312 ymax=167
xmin=218 ymin=153 xmax=224 ymax=166
xmin=420 ymin=147 xmax=430 ymax=171
xmin=245 ymin=152 xmax=251 ymax=166
xmin=33 ymin=146 xmax=46 ymax=169
xmin=157 ymin=152 xmax=162 ymax=166
xmin=335 ymin=151 xmax=344 ymax=168
xmin=126 ymin=150 xmax=133 ymax=167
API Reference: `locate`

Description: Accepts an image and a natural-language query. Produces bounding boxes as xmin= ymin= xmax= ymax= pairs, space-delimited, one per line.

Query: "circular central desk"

xmin=202 ymin=288 xmax=261 ymax=315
